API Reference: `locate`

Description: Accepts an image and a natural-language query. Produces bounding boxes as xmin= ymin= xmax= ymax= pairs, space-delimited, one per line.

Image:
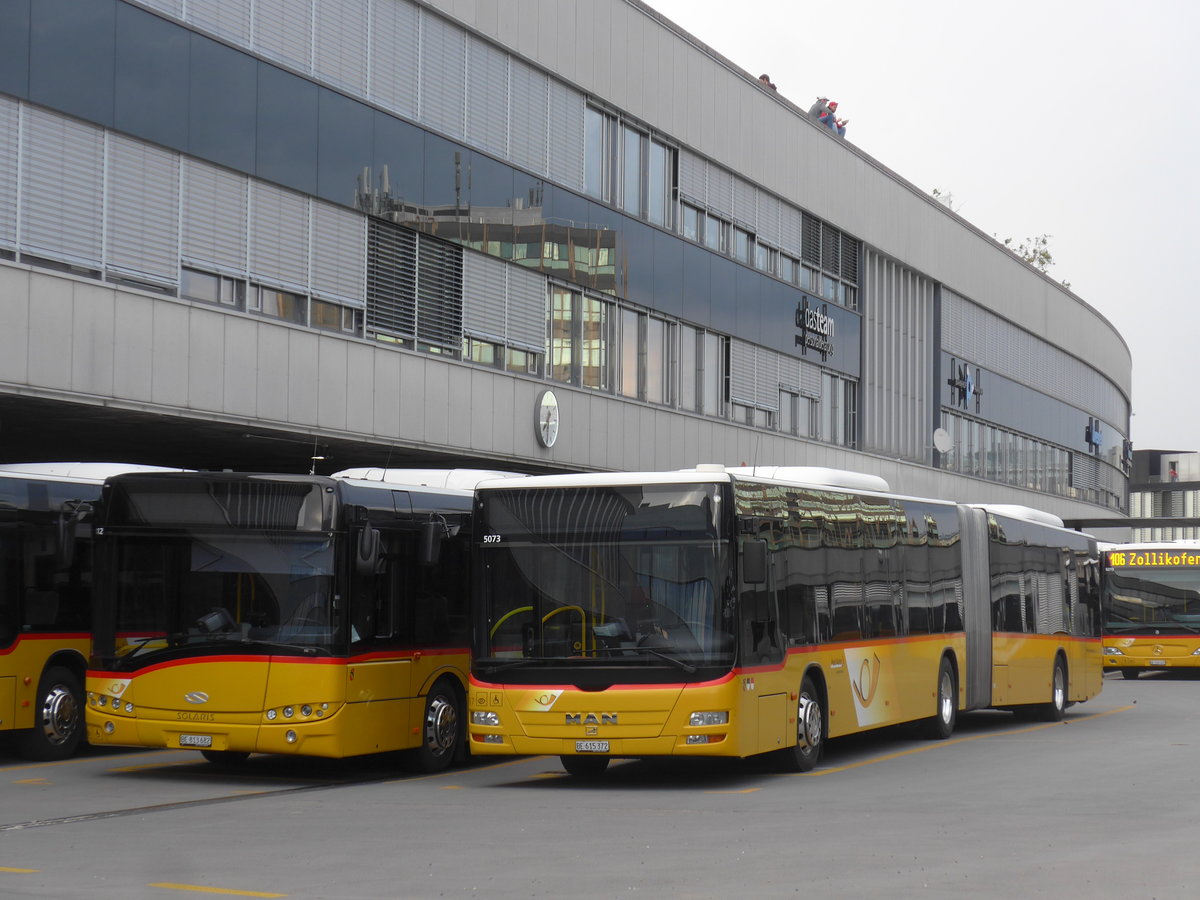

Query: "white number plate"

xmin=575 ymin=740 xmax=609 ymax=753
xmin=1149 ymin=659 xmax=1167 ymax=666
xmin=179 ymin=734 xmax=213 ymax=748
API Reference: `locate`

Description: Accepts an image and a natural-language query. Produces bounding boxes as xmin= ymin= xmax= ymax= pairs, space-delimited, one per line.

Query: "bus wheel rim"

xmin=798 ymin=692 xmax=821 ymax=751
xmin=40 ymin=684 xmax=79 ymax=745
xmin=425 ymin=695 xmax=457 ymax=757
xmin=939 ymin=670 xmax=954 ymax=724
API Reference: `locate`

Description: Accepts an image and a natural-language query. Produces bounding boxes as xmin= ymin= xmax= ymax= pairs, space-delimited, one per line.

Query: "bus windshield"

xmin=106 ymin=531 xmax=339 ymax=665
xmin=475 ymin=483 xmax=733 ymax=678
xmin=1105 ymin=565 xmax=1200 ymax=633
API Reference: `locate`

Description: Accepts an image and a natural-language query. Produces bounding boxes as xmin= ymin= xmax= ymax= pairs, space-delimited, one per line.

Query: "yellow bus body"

xmin=1 ymin=634 xmax=90 ymax=733
xmin=87 ymin=649 xmax=469 ymax=759
xmin=470 ymin=633 xmax=1098 ymax=759
xmin=1102 ymin=635 xmax=1200 ymax=672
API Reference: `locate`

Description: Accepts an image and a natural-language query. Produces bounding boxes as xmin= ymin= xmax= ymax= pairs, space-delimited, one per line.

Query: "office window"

xmin=182 ymin=268 xmax=245 ymax=309
xmin=253 ymin=285 xmax=307 ymax=325
xmin=646 ymin=316 xmax=673 ymax=405
xmin=312 ymin=298 xmax=362 ymax=335
xmin=679 ymin=325 xmax=699 ymax=412
xmin=701 ymin=332 xmax=724 ymax=417
xmin=682 ymin=204 xmax=700 ymax=242
xmin=619 ymin=308 xmax=641 ymax=399
xmin=550 ymin=286 xmax=611 ymax=390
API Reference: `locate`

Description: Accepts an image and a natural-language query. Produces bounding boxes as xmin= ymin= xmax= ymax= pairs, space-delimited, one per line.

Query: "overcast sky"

xmin=645 ymin=0 xmax=1200 ymax=452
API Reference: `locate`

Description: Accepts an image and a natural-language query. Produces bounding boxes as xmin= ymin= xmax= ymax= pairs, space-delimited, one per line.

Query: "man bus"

xmin=1102 ymin=542 xmax=1200 ymax=678
xmin=1 ymin=462 xmax=181 ymax=759
xmin=85 ymin=467 xmax=521 ymax=770
xmin=467 ymin=465 xmax=1103 ymax=775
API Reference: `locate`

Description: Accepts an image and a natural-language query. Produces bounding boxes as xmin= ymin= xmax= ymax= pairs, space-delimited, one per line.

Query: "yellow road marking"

xmin=13 ymin=778 xmax=52 ymax=785
xmin=149 ymin=883 xmax=287 ymax=897
xmin=706 ymin=788 xmax=761 ymax=794
xmin=0 ymin=867 xmax=40 ymax=873
xmin=785 ymin=704 xmax=1135 ymax=776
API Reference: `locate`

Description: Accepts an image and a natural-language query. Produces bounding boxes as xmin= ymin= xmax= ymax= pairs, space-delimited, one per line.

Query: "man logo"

xmin=565 ymin=713 xmax=617 ymax=726
xmin=184 ymin=691 xmax=210 ymax=704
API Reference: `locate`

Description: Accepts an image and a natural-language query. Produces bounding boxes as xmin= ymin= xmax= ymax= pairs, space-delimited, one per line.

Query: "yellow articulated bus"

xmin=86 ymin=467 xmax=521 ymax=770
xmin=1 ymin=462 xmax=183 ymax=760
xmin=1102 ymin=542 xmax=1200 ymax=678
xmin=468 ymin=465 xmax=1103 ymax=776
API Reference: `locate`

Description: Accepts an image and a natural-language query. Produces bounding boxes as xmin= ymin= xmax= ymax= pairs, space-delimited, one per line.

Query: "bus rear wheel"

xmin=17 ymin=666 xmax=84 ymax=761
xmin=410 ymin=680 xmax=462 ymax=773
xmin=1038 ymin=657 xmax=1067 ymax=722
xmin=560 ymin=754 xmax=610 ymax=777
xmin=923 ymin=657 xmax=957 ymax=740
xmin=777 ymin=674 xmax=824 ymax=772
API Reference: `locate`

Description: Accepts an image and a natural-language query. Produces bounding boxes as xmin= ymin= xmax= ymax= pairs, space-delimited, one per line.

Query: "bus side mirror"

xmin=55 ymin=502 xmax=93 ymax=569
xmin=356 ymin=526 xmax=381 ymax=575
xmin=742 ymin=539 xmax=768 ymax=585
xmin=419 ymin=521 xmax=443 ymax=566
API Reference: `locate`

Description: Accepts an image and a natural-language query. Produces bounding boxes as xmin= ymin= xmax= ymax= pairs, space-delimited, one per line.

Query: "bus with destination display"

xmin=1101 ymin=543 xmax=1200 ymax=678
xmin=467 ymin=465 xmax=1103 ymax=775
xmin=86 ymin=467 xmax=521 ymax=769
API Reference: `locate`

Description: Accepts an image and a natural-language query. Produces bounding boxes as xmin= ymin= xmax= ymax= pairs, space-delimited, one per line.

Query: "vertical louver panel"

xmin=368 ymin=0 xmax=419 ymax=118
xmin=465 ymin=35 xmax=508 ymax=158
xmin=799 ymin=358 xmax=822 ymax=399
xmin=419 ymin=12 xmax=466 ymax=139
xmin=509 ymin=60 xmax=548 ymax=175
xmin=779 ymin=205 xmax=802 ymax=258
xmin=801 ymin=212 xmax=821 ymax=265
xmin=106 ymin=135 xmax=180 ymax=284
xmin=462 ymin=250 xmax=507 ymax=344
xmin=188 ymin=0 xmax=252 ymax=47
xmin=250 ymin=182 xmax=309 ymax=291
xmin=314 ymin=0 xmax=368 ymax=95
xmin=416 ymin=235 xmax=463 ymax=351
xmin=0 ymin=98 xmax=17 ymax=251
xmin=20 ymin=108 xmax=104 ymax=268
xmin=548 ymin=81 xmax=585 ymax=193
xmin=182 ymin=159 xmax=248 ymax=274
xmin=755 ymin=346 xmax=780 ymax=411
xmin=821 ymin=222 xmax=841 ymax=273
xmin=728 ymin=339 xmax=756 ymax=405
xmin=841 ymin=234 xmax=860 ymax=284
xmin=731 ymin=176 xmax=756 ymax=229
xmin=676 ymin=149 xmax=706 ymax=205
xmin=506 ymin=261 xmax=547 ymax=353
xmin=311 ymin=201 xmax=366 ymax=307
xmin=366 ymin=219 xmax=417 ymax=339
xmin=253 ymin=0 xmax=313 ymax=73
xmin=756 ymin=192 xmax=781 ymax=248
xmin=706 ymin=165 xmax=732 ymax=218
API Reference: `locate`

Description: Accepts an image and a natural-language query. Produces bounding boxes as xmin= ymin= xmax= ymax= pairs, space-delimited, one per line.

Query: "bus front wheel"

xmin=777 ymin=674 xmax=824 ymax=772
xmin=410 ymin=680 xmax=462 ymax=773
xmin=17 ymin=666 xmax=84 ymax=761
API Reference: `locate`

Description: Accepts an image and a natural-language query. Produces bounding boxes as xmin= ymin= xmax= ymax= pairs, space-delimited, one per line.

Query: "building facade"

xmin=1129 ymin=450 xmax=1200 ymax=541
xmin=0 ymin=0 xmax=1132 ymax=521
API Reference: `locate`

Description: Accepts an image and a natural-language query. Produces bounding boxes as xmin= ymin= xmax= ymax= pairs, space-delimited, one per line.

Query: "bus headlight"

xmin=1103 ymin=647 xmax=1124 ymax=656
xmin=689 ymin=711 xmax=729 ymax=726
xmin=472 ymin=711 xmax=501 ymax=727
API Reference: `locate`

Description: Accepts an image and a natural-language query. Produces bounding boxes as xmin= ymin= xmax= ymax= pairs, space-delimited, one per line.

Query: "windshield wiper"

xmin=632 ymin=646 xmax=697 ymax=673
xmin=477 ymin=656 xmax=563 ymax=674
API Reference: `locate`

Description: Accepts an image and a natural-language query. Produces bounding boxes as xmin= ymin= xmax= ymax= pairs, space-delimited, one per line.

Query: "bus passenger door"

xmin=346 ymin=529 xmax=413 ymax=755
xmin=739 ymin=535 xmax=788 ymax=754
